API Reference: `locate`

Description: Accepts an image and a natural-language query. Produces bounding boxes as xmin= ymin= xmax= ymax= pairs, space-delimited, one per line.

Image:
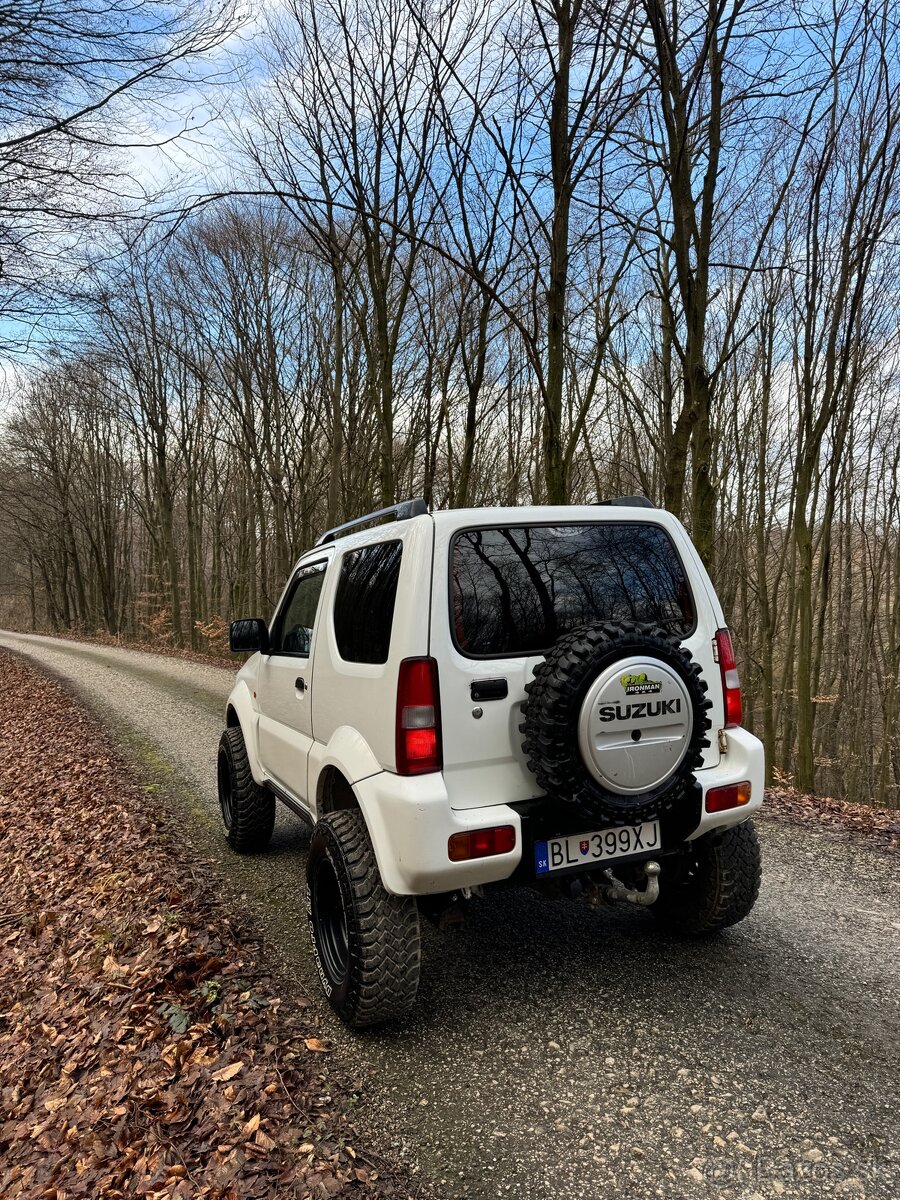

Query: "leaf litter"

xmin=0 ymin=651 xmax=426 ymax=1200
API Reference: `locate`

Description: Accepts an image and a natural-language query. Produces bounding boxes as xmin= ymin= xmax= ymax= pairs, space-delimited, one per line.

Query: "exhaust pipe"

xmin=603 ymin=860 xmax=660 ymax=907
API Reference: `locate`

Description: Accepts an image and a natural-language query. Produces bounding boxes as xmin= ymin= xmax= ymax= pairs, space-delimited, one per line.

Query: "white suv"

xmin=218 ymin=499 xmax=764 ymax=1027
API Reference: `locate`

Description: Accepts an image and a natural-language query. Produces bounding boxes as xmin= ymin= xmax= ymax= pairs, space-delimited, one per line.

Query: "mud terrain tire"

xmin=652 ymin=820 xmax=762 ymax=934
xmin=307 ymin=810 xmax=421 ymax=1028
xmin=521 ymin=621 xmax=711 ymax=826
xmin=217 ymin=727 xmax=275 ymax=853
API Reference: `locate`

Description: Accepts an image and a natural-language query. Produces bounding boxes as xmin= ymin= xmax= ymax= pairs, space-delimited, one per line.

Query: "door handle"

xmin=295 ymin=676 xmax=306 ymax=693
xmin=471 ymin=677 xmax=508 ymax=701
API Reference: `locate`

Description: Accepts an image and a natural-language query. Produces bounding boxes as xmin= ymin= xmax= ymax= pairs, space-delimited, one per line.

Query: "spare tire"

xmin=521 ymin=621 xmax=711 ymax=826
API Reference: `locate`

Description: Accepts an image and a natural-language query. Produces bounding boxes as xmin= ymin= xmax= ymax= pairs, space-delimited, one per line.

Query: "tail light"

xmin=714 ymin=628 xmax=743 ymax=728
xmin=396 ymin=657 xmax=442 ymax=775
xmin=448 ymin=825 xmax=516 ymax=862
xmin=706 ymin=781 xmax=752 ymax=813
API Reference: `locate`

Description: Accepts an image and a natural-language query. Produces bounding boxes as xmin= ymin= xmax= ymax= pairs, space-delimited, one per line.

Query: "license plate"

xmin=534 ymin=820 xmax=661 ymax=876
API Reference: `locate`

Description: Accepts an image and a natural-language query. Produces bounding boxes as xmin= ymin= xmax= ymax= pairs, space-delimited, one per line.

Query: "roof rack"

xmin=595 ymin=494 xmax=655 ymax=509
xmin=315 ymin=497 xmax=429 ymax=545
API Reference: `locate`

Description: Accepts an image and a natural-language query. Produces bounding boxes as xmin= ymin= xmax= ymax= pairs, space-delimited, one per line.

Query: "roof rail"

xmin=595 ymin=494 xmax=655 ymax=509
xmin=315 ymin=497 xmax=429 ymax=546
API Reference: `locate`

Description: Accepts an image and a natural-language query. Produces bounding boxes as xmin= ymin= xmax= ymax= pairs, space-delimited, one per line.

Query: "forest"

xmin=0 ymin=0 xmax=897 ymax=807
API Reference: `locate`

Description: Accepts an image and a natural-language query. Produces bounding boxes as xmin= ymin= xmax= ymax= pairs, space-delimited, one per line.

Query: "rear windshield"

xmin=451 ymin=523 xmax=694 ymax=657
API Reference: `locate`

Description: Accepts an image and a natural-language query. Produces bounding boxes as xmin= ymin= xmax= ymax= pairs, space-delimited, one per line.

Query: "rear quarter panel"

xmin=308 ymin=516 xmax=434 ymax=793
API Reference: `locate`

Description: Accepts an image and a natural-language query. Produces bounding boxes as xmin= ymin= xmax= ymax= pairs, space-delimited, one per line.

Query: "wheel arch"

xmin=317 ymin=766 xmax=360 ymax=814
xmin=308 ymin=726 xmax=383 ymax=820
xmin=224 ymin=681 xmax=264 ymax=785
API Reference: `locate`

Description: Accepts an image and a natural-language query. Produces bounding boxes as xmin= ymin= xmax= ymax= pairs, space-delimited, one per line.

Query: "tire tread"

xmin=219 ymin=727 xmax=275 ymax=853
xmin=521 ymin=621 xmax=712 ymax=825
xmin=653 ymin=819 xmax=762 ymax=934
xmin=309 ymin=810 xmax=420 ymax=1028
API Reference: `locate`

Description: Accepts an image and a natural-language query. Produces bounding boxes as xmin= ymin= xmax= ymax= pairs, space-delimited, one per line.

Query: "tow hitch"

xmin=603 ymin=860 xmax=660 ymax=907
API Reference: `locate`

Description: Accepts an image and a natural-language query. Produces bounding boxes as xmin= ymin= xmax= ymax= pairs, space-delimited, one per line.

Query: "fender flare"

xmin=225 ymin=681 xmax=264 ymax=785
xmin=308 ymin=727 xmax=383 ymax=814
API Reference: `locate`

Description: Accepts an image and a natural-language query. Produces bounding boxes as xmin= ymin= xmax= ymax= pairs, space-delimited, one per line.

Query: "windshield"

xmin=451 ymin=523 xmax=695 ymax=657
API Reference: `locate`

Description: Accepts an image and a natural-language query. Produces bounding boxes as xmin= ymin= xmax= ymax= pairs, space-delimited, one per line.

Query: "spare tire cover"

xmin=521 ymin=621 xmax=711 ymax=826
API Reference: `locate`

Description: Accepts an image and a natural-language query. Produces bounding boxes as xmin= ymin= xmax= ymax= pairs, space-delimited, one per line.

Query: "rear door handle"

xmin=295 ymin=676 xmax=306 ymax=693
xmin=471 ymin=678 xmax=508 ymax=701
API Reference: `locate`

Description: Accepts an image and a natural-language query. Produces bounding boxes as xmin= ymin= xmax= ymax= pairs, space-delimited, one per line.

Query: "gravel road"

xmin=1 ymin=630 xmax=897 ymax=1200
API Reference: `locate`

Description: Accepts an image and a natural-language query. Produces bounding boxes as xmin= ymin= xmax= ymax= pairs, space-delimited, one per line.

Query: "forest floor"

xmin=763 ymin=784 xmax=899 ymax=855
xmin=0 ymin=650 xmax=426 ymax=1200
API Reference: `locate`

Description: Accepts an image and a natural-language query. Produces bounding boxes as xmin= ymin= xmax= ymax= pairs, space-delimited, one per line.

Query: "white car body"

xmin=225 ymin=504 xmax=765 ymax=896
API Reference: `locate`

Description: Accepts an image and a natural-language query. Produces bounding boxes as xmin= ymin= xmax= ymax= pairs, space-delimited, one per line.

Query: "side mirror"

xmin=229 ymin=617 xmax=269 ymax=654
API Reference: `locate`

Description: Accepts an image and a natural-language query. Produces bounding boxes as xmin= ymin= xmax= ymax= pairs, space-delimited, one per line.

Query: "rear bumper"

xmin=688 ymin=725 xmax=765 ymax=839
xmin=354 ymin=770 xmax=523 ymax=895
xmin=354 ymin=725 xmax=764 ymax=896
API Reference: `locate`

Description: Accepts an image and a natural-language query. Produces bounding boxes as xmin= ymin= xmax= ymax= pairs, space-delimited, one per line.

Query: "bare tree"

xmin=0 ymin=0 xmax=240 ymax=345
xmin=787 ymin=0 xmax=900 ymax=791
xmin=632 ymin=0 xmax=843 ymax=563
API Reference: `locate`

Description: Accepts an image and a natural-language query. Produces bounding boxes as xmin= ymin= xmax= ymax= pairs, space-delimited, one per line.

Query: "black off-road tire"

xmin=306 ymin=810 xmax=421 ymax=1028
xmin=217 ymin=727 xmax=275 ymax=853
xmin=652 ymin=820 xmax=762 ymax=934
xmin=521 ymin=621 xmax=711 ymax=826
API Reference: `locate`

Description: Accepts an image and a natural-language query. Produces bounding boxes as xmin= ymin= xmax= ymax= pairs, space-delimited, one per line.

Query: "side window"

xmin=333 ymin=541 xmax=403 ymax=665
xmin=271 ymin=562 xmax=328 ymax=656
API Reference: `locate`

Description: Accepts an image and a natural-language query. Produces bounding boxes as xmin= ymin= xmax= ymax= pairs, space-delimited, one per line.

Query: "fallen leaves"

xmin=0 ymin=651 xmax=418 ymax=1200
xmin=36 ymin=627 xmax=237 ymax=671
xmin=211 ymin=1062 xmax=244 ymax=1083
xmin=765 ymin=783 xmax=900 ymax=854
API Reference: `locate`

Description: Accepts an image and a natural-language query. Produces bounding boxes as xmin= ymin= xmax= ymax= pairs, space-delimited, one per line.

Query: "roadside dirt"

xmin=0 ymin=650 xmax=423 ymax=1200
xmin=13 ymin=627 xmax=238 ymax=671
xmin=764 ymin=785 xmax=899 ymax=855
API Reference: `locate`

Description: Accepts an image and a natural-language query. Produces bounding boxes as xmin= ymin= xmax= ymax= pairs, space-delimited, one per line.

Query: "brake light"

xmin=706 ymin=781 xmax=752 ymax=813
xmin=715 ymin=628 xmax=743 ymax=728
xmin=396 ymin=657 xmax=442 ymax=775
xmin=448 ymin=825 xmax=516 ymax=862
